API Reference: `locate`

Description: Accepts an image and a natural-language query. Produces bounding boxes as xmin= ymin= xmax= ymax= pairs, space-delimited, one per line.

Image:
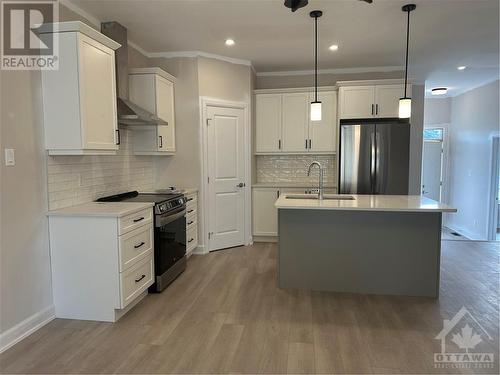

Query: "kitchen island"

xmin=275 ymin=194 xmax=456 ymax=297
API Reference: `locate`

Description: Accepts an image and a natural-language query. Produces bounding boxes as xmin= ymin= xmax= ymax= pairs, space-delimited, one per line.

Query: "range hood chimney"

xmin=101 ymin=21 xmax=167 ymax=126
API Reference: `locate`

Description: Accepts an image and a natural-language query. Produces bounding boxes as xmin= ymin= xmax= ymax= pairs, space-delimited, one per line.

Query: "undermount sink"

xmin=285 ymin=194 xmax=356 ymax=201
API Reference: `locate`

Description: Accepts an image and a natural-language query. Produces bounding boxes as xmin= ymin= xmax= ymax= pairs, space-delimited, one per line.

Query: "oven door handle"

xmin=156 ymin=207 xmax=186 ymax=227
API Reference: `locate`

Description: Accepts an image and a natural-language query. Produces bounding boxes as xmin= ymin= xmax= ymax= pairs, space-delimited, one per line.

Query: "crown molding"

xmin=147 ymin=50 xmax=253 ymax=67
xmin=256 ymin=66 xmax=404 ymax=77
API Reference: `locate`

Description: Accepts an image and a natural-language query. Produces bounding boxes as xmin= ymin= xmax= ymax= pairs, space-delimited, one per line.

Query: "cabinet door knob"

xmin=116 ymin=129 xmax=121 ymax=145
xmin=237 ymin=182 xmax=246 ymax=188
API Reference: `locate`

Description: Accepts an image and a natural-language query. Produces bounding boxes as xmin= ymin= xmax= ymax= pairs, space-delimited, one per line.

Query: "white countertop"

xmin=275 ymin=194 xmax=457 ymax=213
xmin=253 ymin=182 xmax=336 ymax=189
xmin=47 ymin=202 xmax=154 ymax=218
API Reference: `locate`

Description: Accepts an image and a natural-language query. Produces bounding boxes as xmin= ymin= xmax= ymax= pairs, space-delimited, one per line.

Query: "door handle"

xmin=375 ymin=104 xmax=379 ymax=115
xmin=237 ymin=183 xmax=246 ymax=188
xmin=371 ymin=104 xmax=375 ymax=116
xmin=159 ymin=135 xmax=163 ymax=148
xmin=116 ymin=129 xmax=120 ymax=145
xmin=134 ymin=242 xmax=145 ymax=249
xmin=135 ymin=274 xmax=146 ymax=283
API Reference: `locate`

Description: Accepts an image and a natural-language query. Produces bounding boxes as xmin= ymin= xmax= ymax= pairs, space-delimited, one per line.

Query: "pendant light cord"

xmin=314 ymin=14 xmax=318 ymax=102
xmin=404 ymin=8 xmax=410 ymax=98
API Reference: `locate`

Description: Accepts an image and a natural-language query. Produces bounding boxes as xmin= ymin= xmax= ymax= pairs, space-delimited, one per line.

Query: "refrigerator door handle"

xmin=370 ymin=131 xmax=376 ymax=194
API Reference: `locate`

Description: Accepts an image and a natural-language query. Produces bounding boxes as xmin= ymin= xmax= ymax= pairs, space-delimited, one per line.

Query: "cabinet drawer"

xmin=119 ymin=225 xmax=153 ymax=272
xmin=186 ymin=214 xmax=197 ymax=230
xmin=186 ymin=196 xmax=197 ymax=211
xmin=186 ymin=226 xmax=198 ymax=252
xmin=120 ymin=255 xmax=154 ymax=308
xmin=119 ymin=208 xmax=153 ymax=235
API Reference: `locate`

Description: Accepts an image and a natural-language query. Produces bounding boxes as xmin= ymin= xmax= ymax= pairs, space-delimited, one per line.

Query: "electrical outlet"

xmin=4 ymin=148 xmax=15 ymax=166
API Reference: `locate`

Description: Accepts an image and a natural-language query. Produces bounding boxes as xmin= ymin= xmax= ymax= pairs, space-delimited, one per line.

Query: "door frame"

xmin=199 ymin=97 xmax=252 ymax=253
xmin=487 ymin=134 xmax=500 ymax=241
xmin=422 ymin=125 xmax=450 ymax=204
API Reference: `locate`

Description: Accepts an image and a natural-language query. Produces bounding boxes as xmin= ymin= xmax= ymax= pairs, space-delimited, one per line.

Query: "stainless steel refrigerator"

xmin=339 ymin=119 xmax=410 ymax=195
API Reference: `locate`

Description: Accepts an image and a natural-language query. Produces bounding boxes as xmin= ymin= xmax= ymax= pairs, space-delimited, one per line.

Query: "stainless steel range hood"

xmin=101 ymin=21 xmax=167 ymax=126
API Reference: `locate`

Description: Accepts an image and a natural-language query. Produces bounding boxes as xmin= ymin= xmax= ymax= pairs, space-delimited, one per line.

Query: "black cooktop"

xmin=97 ymin=191 xmax=182 ymax=204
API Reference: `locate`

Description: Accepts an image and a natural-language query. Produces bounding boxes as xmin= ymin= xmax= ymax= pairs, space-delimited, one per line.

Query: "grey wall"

xmin=447 ymin=80 xmax=499 ymax=239
xmin=256 ymin=70 xmax=404 ymax=89
xmin=424 ymin=98 xmax=451 ymax=125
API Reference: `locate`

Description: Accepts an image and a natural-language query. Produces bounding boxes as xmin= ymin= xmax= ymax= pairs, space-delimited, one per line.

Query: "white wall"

xmin=447 ymin=80 xmax=499 ymax=239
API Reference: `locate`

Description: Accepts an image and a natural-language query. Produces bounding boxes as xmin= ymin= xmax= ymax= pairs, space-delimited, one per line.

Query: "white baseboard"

xmin=445 ymin=224 xmax=483 ymax=241
xmin=192 ymin=245 xmax=207 ymax=255
xmin=0 ymin=305 xmax=55 ymax=354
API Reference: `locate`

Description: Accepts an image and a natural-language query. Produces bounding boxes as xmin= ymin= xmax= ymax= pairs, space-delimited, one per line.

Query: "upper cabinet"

xmin=255 ymin=89 xmax=337 ymax=154
xmin=338 ymin=83 xmax=410 ymax=120
xmin=40 ymin=22 xmax=121 ymax=155
xmin=129 ymin=68 xmax=177 ymax=155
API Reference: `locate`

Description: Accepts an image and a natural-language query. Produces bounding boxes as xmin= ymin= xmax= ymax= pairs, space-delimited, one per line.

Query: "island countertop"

xmin=275 ymin=194 xmax=457 ymax=213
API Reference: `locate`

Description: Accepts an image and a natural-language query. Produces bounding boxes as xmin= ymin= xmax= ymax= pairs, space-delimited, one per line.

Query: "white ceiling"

xmin=68 ymin=0 xmax=499 ymax=97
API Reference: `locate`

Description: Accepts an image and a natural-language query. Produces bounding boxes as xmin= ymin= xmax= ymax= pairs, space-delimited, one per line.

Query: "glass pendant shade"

xmin=398 ymin=97 xmax=412 ymax=119
xmin=310 ymin=101 xmax=322 ymax=121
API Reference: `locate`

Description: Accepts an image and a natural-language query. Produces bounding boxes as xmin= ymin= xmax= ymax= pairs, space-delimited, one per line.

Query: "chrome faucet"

xmin=307 ymin=161 xmax=324 ymax=200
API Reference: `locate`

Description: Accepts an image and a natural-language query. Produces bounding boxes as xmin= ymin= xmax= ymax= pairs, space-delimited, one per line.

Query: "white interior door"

xmin=207 ymin=106 xmax=246 ymax=251
xmin=422 ymin=141 xmax=443 ymax=202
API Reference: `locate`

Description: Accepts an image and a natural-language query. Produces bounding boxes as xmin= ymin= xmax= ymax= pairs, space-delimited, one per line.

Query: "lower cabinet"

xmin=48 ymin=207 xmax=154 ymax=322
xmin=185 ymin=191 xmax=198 ymax=255
xmin=252 ymin=187 xmax=337 ymax=239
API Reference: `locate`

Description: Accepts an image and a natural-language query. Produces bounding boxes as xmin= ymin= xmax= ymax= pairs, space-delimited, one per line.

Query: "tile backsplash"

xmin=256 ymin=154 xmax=336 ymax=185
xmin=47 ymin=129 xmax=154 ymax=210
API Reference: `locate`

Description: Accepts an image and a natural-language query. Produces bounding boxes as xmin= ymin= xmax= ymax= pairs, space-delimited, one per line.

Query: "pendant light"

xmin=399 ymin=4 xmax=416 ymax=119
xmin=310 ymin=10 xmax=323 ymax=122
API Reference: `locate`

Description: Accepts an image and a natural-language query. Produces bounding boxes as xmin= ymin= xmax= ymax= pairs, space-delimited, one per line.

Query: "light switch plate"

xmin=4 ymin=148 xmax=15 ymax=166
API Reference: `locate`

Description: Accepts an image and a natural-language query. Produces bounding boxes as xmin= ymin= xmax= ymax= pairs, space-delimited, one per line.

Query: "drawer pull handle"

xmin=188 ymin=221 xmax=194 ymax=225
xmin=134 ymin=242 xmax=145 ymax=249
xmin=133 ymin=217 xmax=145 ymax=223
xmin=187 ymin=210 xmax=194 ymax=213
xmin=135 ymin=274 xmax=146 ymax=283
xmin=188 ymin=238 xmax=194 ymax=243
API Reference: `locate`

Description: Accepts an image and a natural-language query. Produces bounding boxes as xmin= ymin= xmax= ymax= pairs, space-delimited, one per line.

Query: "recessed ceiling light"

xmin=225 ymin=39 xmax=235 ymax=46
xmin=457 ymin=66 xmax=467 ymax=70
xmin=431 ymin=87 xmax=448 ymax=96
xmin=329 ymin=44 xmax=339 ymax=51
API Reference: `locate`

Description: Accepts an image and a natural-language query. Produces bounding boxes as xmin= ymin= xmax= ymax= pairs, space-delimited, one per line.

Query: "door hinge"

xmin=208 ymin=176 xmax=210 ymax=183
xmin=208 ymin=232 xmax=214 ymax=239
xmin=206 ymin=118 xmax=212 ymax=126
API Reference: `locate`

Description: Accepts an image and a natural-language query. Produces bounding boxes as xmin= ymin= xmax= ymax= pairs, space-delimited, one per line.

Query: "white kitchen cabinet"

xmin=185 ymin=191 xmax=199 ymax=256
xmin=282 ymin=93 xmax=310 ymax=152
xmin=40 ymin=22 xmax=121 ymax=155
xmin=129 ymin=68 xmax=176 ymax=154
xmin=254 ymin=89 xmax=337 ymax=155
xmin=48 ymin=204 xmax=154 ymax=322
xmin=252 ymin=188 xmax=280 ymax=236
xmin=338 ymin=86 xmax=376 ymax=119
xmin=375 ymin=85 xmax=404 ymax=118
xmin=338 ymin=83 xmax=409 ymax=119
xmin=309 ymin=91 xmax=337 ymax=153
xmin=255 ymin=94 xmax=282 ymax=153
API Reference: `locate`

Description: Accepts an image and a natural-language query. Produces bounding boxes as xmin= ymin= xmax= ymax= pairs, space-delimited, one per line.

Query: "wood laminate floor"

xmin=0 ymin=241 xmax=498 ymax=374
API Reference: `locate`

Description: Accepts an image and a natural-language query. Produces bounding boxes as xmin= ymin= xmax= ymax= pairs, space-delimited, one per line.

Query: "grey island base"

xmin=275 ymin=194 xmax=457 ymax=298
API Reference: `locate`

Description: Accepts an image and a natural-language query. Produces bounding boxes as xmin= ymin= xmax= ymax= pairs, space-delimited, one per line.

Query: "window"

xmin=423 ymin=128 xmax=444 ymax=141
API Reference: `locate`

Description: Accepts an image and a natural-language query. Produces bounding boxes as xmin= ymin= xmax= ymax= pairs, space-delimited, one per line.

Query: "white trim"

xmin=487 ymin=135 xmax=500 ymax=241
xmin=256 ymin=66 xmax=404 ymax=77
xmin=199 ymin=97 xmax=252 ymax=253
xmin=254 ymin=86 xmax=337 ymax=94
xmin=0 ymin=305 xmax=55 ymax=354
xmin=129 ymin=67 xmax=177 ymax=83
xmin=149 ymin=51 xmax=253 ymax=67
xmin=336 ymin=79 xmax=410 ymax=87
